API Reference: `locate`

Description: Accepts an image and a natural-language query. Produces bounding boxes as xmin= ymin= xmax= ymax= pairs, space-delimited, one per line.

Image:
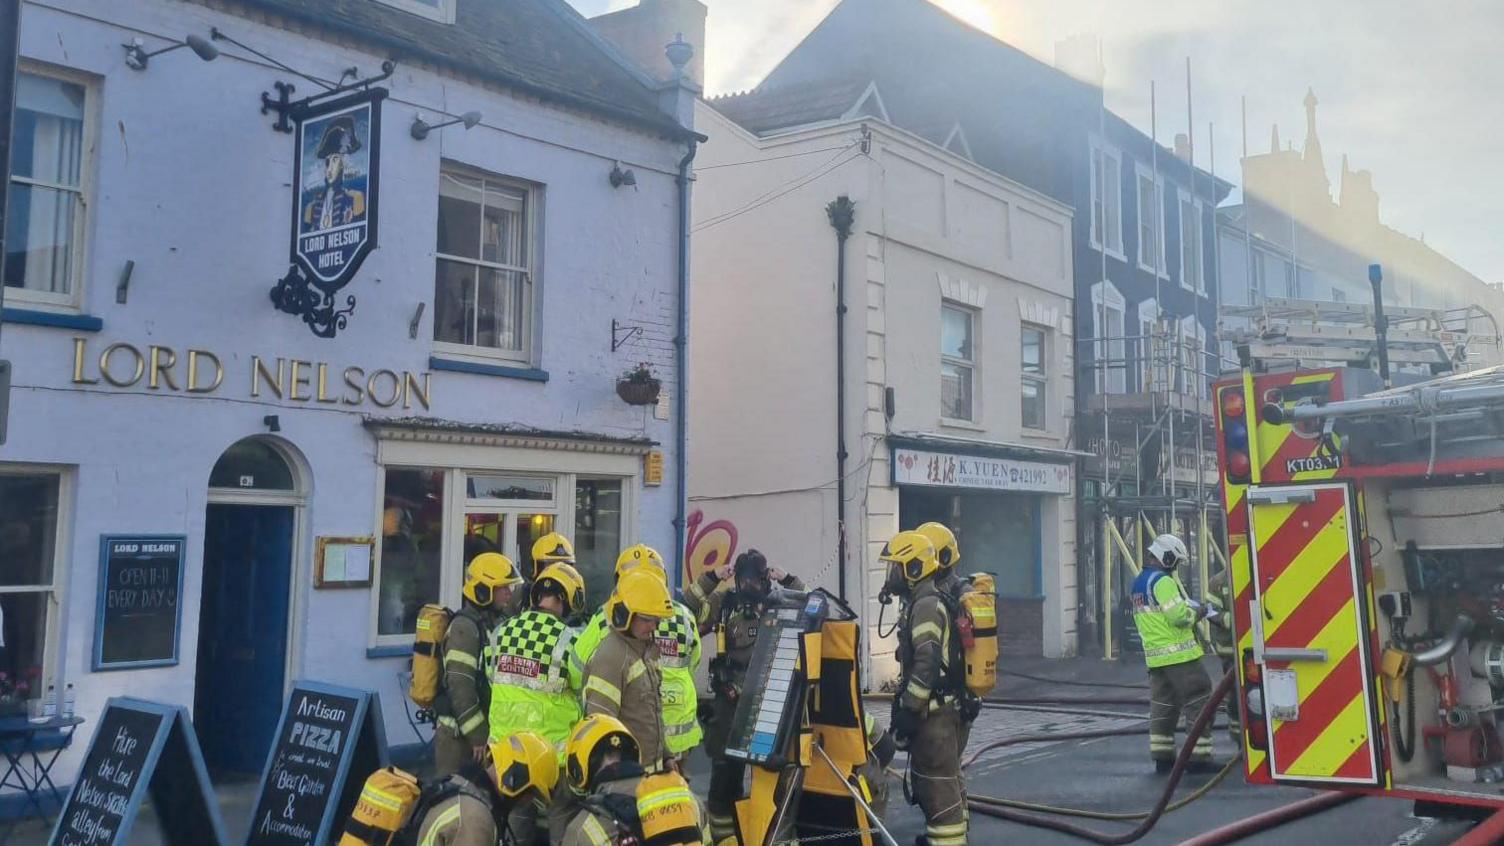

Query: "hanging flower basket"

xmin=616 ymin=362 xmax=662 ymax=405
xmin=616 ymin=377 xmax=662 ymax=405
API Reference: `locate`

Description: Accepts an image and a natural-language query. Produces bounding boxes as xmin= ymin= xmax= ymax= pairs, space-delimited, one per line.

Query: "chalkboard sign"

xmin=51 ymin=698 xmax=226 ymax=846
xmin=93 ymin=535 xmax=187 ymax=670
xmin=246 ymin=682 xmax=388 ymax=846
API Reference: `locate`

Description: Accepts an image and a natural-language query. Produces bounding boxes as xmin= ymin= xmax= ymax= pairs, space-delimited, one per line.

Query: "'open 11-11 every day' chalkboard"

xmin=93 ymin=536 xmax=187 ymax=671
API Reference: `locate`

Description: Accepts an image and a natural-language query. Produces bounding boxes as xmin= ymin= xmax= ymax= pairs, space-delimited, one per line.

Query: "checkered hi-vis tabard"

xmin=487 ymin=609 xmax=576 ymax=693
xmin=653 ymin=604 xmax=698 ymax=670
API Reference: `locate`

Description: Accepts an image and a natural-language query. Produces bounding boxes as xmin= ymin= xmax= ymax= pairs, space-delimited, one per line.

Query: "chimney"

xmin=1339 ymin=161 xmax=1380 ymax=225
xmin=588 ymin=0 xmax=707 ymax=86
xmin=1054 ymin=34 xmax=1105 ymax=88
xmin=1174 ymin=133 xmax=1190 ymax=161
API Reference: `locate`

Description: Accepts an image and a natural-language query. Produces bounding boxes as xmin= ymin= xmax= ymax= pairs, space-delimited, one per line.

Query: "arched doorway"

xmin=194 ymin=436 xmax=307 ymax=774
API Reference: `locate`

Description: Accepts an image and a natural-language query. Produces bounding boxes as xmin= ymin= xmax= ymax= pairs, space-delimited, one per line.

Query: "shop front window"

xmin=899 ymin=486 xmax=1041 ymax=597
xmin=574 ymin=479 xmax=623 ymax=611
xmin=0 ymin=471 xmax=64 ymax=715
xmin=515 ymin=513 xmax=557 ymax=580
xmin=376 ymin=468 xmax=445 ymax=637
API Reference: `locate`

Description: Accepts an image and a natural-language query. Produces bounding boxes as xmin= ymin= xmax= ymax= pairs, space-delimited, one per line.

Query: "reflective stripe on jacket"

xmin=1130 ymin=568 xmax=1204 ymax=668
xmin=486 ymin=609 xmax=582 ymax=746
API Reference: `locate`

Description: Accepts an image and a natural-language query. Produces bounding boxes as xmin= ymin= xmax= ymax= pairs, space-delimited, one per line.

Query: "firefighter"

xmin=582 ymin=569 xmax=675 ymax=772
xmin=488 ymin=561 xmax=587 ymax=843
xmin=881 ymin=531 xmax=969 ymax=846
xmin=415 ymin=731 xmax=557 ymax=846
xmin=1205 ymin=567 xmax=1240 ymax=741
xmin=572 ymin=545 xmax=704 ymax=768
xmin=560 ymin=715 xmax=708 ymax=846
xmin=436 ymin=552 xmax=523 ymax=777
xmin=682 ymin=549 xmax=803 ymax=844
xmin=1132 ymin=533 xmax=1215 ymax=773
xmin=528 ymin=531 xmax=577 ymax=584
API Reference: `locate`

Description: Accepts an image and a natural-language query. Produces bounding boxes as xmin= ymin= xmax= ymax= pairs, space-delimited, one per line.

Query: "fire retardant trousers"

xmin=910 ymin=703 xmax=968 ymax=846
xmin=1149 ymin=659 xmax=1214 ymax=763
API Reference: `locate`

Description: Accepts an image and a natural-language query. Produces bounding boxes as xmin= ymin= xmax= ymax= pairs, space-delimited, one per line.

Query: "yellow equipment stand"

xmin=731 ymin=593 xmax=884 ymax=846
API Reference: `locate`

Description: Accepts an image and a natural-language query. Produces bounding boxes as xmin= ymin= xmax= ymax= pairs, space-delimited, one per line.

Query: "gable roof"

xmin=707 ymin=76 xmax=876 ymax=135
xmin=215 ymin=0 xmax=692 ymax=140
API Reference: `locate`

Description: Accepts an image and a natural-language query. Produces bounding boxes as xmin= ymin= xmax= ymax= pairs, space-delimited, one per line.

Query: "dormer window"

xmin=372 ymin=0 xmax=456 ymax=24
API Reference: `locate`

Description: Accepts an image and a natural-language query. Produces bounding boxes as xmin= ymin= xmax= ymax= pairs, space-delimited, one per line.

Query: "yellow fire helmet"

xmin=607 ymin=568 xmax=674 ymax=633
xmin=530 ymin=561 xmax=586 ymax=616
xmin=614 ymin=543 xmax=667 ymax=584
xmin=916 ymin=522 xmax=960 ymax=570
xmin=531 ymin=532 xmax=576 ymax=570
xmin=879 ymin=531 xmax=940 ymax=585
xmin=463 ymin=552 xmax=523 ymax=608
xmin=565 ymin=715 xmax=640 ymax=795
xmin=489 ymin=732 xmax=559 ymax=809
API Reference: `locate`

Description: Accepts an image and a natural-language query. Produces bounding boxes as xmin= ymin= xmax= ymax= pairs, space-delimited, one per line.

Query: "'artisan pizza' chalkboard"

xmin=51 ymin=698 xmax=226 ymax=846
xmin=93 ymin=536 xmax=187 ymax=670
xmin=246 ymin=682 xmax=387 ymax=846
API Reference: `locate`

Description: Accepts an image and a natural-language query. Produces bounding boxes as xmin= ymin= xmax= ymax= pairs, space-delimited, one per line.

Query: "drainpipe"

xmin=675 ymin=139 xmax=698 ymax=585
xmin=827 ymin=196 xmax=856 ymax=602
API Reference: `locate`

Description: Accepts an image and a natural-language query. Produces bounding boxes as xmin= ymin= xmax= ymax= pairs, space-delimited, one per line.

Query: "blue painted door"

xmin=195 ymin=504 xmax=294 ymax=773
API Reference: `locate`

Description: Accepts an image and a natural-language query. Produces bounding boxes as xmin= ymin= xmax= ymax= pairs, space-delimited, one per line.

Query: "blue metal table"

xmin=0 ymin=714 xmax=83 ymax=843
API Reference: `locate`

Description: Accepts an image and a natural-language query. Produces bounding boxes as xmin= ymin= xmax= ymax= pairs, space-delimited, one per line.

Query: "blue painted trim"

xmin=0 ymin=783 xmax=66 ymax=820
xmin=1032 ymin=497 xmax=1044 ymax=596
xmin=366 ymin=644 xmax=410 ymax=659
xmin=429 ymin=356 xmax=548 ymax=382
xmin=93 ymin=535 xmax=188 ymax=672
xmin=388 ymin=740 xmax=431 ymax=770
xmin=998 ymin=594 xmax=1047 ymax=602
xmin=1 ymin=308 xmax=102 ymax=331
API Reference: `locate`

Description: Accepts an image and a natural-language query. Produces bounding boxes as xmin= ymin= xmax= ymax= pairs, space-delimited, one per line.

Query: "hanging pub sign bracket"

xmin=208 ymin=28 xmax=395 ymax=134
xmin=269 ymin=86 xmax=387 ymax=338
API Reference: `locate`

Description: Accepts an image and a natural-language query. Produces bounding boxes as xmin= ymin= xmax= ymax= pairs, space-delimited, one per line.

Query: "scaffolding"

xmin=1075 ymin=296 xmax=1502 ymax=659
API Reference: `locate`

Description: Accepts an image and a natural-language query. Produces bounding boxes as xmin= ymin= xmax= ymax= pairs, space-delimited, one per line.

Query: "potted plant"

xmin=616 ymin=362 xmax=662 ymax=406
xmin=0 ymin=670 xmax=34 ymax=718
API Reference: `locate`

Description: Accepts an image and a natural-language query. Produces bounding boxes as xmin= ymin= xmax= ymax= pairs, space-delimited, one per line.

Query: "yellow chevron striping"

xmin=1284 ymin=691 xmax=1369 ymax=778
xmin=1258 ymin=508 xmax=1349 ymax=645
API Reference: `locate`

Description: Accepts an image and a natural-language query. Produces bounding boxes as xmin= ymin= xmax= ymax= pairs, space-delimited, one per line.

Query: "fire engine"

xmin=1213 ymin=278 xmax=1504 ymax=811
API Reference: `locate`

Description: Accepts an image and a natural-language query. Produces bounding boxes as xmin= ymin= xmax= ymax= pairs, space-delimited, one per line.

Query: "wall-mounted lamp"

xmin=410 ymin=111 xmax=482 ymax=140
xmin=123 ymin=34 xmax=219 ymax=70
xmin=263 ymin=414 xmax=281 ymax=433
xmin=609 ymin=163 xmax=637 ymax=189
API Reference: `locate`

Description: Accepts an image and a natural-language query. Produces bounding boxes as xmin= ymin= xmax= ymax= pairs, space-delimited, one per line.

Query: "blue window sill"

xmin=429 ymin=356 xmax=548 ymax=382
xmin=366 ymin=644 xmax=411 ymax=659
xmin=2 ymin=308 xmax=103 ymax=331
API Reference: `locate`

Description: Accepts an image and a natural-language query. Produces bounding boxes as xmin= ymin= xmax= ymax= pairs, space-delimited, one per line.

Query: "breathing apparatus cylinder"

xmin=959 ymin=573 xmax=999 ymax=697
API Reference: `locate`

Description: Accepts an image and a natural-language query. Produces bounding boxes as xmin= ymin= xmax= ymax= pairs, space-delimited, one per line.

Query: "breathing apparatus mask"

xmin=731 ymin=549 xmax=772 ymax=617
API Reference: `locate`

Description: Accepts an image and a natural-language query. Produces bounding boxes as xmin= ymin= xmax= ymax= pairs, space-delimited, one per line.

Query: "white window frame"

xmin=1020 ymin=324 xmax=1049 ymax=431
xmin=7 ymin=63 xmax=97 ymax=312
xmin=1178 ymin=189 xmax=1205 ymax=295
xmin=1088 ymin=140 xmax=1125 ymax=261
xmin=1177 ymin=315 xmax=1208 ymax=399
xmin=1137 ymin=298 xmax=1160 ymax=393
xmin=0 ymin=464 xmax=72 ymax=705
xmin=432 ymin=164 xmax=541 ymax=366
xmin=368 ymin=442 xmax=641 ymax=649
xmin=1134 ymin=164 xmax=1167 ymax=277
xmin=940 ymin=301 xmax=978 ymax=424
xmin=1090 ymin=281 xmax=1126 ymax=394
xmin=372 ymin=0 xmax=457 ymax=23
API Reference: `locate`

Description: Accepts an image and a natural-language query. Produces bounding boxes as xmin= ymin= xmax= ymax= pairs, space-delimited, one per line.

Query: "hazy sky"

xmin=567 ymin=0 xmax=1504 ymax=284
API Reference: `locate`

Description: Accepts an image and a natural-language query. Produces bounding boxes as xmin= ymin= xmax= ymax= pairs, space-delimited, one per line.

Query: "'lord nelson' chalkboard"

xmin=51 ymin=698 xmax=226 ymax=846
xmin=246 ymin=682 xmax=388 ymax=846
xmin=93 ymin=536 xmax=187 ymax=670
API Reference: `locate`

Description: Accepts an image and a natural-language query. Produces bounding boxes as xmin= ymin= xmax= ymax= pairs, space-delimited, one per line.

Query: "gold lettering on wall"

xmin=65 ymin=339 xmax=431 ymax=409
xmin=252 ymin=356 xmax=284 ymax=399
xmin=100 ymin=343 xmax=145 ymax=388
xmin=72 ymin=338 xmax=99 ymax=385
xmin=187 ymin=350 xmax=223 ymax=393
xmin=149 ymin=346 xmax=180 ymax=391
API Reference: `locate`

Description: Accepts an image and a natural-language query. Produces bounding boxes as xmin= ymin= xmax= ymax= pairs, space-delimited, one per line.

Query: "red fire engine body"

xmin=1214 ymin=362 xmax=1504 ymax=807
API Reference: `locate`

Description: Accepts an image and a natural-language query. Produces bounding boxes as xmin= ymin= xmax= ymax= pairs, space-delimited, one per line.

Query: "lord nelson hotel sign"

xmin=893 ymin=447 xmax=1071 ymax=494
xmin=69 ymin=337 xmax=433 ymax=410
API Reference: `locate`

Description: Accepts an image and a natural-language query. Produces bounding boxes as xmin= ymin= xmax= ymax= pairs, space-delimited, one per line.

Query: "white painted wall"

xmin=689 ymin=105 xmax=1078 ymax=685
xmin=5 ymin=0 xmax=689 ymax=777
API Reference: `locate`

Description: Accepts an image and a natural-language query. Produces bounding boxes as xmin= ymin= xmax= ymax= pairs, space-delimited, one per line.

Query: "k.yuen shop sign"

xmin=893 ymin=447 xmax=1071 ymax=494
xmin=70 ymin=337 xmax=431 ymax=410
